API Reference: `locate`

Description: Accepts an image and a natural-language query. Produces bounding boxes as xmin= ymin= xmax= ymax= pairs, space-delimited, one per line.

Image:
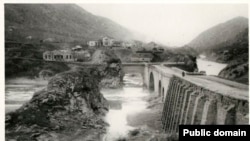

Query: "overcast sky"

xmin=79 ymin=4 xmax=248 ymax=47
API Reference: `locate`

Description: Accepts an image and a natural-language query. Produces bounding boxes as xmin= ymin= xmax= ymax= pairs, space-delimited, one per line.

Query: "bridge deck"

xmin=153 ymin=65 xmax=249 ymax=101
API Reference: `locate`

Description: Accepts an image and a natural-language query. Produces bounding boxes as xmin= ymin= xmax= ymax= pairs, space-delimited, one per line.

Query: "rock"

xmin=5 ymin=68 xmax=109 ymax=140
xmin=39 ymin=70 xmax=55 ymax=80
xmin=91 ymin=49 xmax=124 ymax=88
xmin=219 ymin=61 xmax=248 ymax=84
xmin=129 ymin=129 xmax=140 ymax=136
xmin=30 ymin=132 xmax=41 ymax=138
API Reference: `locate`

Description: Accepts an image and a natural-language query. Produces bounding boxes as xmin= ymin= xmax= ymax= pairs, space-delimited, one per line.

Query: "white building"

xmin=102 ymin=36 xmax=114 ymax=47
xmin=122 ymin=42 xmax=133 ymax=48
xmin=43 ymin=50 xmax=74 ymax=62
xmin=87 ymin=41 xmax=100 ymax=47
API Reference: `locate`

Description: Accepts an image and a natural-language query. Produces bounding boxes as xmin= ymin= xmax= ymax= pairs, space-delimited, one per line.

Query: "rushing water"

xmin=102 ymin=74 xmax=150 ymax=140
xmin=196 ymin=58 xmax=227 ymax=76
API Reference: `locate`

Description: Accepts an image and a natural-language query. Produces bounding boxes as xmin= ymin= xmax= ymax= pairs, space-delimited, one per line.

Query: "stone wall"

xmin=161 ymin=76 xmax=249 ymax=133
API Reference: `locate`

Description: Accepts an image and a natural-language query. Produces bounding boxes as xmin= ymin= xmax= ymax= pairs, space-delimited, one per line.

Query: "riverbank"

xmin=121 ymin=95 xmax=178 ymax=141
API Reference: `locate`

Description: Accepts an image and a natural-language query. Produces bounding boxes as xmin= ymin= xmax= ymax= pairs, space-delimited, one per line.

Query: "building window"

xmin=66 ymin=55 xmax=68 ymax=59
xmin=45 ymin=55 xmax=47 ymax=59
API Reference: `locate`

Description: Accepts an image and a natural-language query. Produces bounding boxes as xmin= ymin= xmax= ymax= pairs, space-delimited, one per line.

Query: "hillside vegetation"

xmin=217 ymin=28 xmax=249 ymax=84
xmin=5 ymin=4 xmax=136 ymax=43
xmin=4 ymin=4 xmax=138 ymax=79
xmin=5 ymin=43 xmax=70 ymax=78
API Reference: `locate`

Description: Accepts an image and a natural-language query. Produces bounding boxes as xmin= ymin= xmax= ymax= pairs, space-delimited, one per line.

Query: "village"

xmin=43 ymin=36 xmax=164 ymax=63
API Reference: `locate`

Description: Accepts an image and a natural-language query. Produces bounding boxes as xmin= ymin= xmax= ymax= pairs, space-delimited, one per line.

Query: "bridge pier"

xmin=202 ymin=99 xmax=217 ymax=124
xmin=168 ymin=83 xmax=182 ymax=132
xmin=172 ymin=84 xmax=187 ymax=132
xmin=192 ymin=95 xmax=206 ymax=124
xmin=163 ymin=79 xmax=178 ymax=131
xmin=179 ymin=87 xmax=193 ymax=125
xmin=162 ymin=77 xmax=175 ymax=129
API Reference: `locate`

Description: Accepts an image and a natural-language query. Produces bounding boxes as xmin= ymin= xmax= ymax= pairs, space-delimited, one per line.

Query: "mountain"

xmin=206 ymin=27 xmax=248 ymax=63
xmin=5 ymin=4 xmax=139 ymax=79
xmin=188 ymin=17 xmax=248 ymax=53
xmin=5 ymin=4 xmax=136 ymax=43
xmin=217 ymin=28 xmax=249 ymax=84
xmin=187 ymin=17 xmax=249 ymax=84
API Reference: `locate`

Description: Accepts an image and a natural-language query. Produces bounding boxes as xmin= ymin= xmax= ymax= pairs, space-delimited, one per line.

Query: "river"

xmin=196 ymin=58 xmax=227 ymax=76
xmin=5 ymin=78 xmax=48 ymax=113
xmin=5 ymin=59 xmax=227 ymax=140
xmin=102 ymin=74 xmax=150 ymax=140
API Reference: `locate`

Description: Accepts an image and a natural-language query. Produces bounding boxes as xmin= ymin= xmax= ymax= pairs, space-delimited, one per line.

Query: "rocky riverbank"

xmin=119 ymin=95 xmax=178 ymax=141
xmin=6 ymin=68 xmax=109 ymax=141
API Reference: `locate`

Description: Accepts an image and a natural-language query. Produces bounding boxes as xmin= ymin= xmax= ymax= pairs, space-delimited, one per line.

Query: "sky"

xmin=79 ymin=4 xmax=248 ymax=47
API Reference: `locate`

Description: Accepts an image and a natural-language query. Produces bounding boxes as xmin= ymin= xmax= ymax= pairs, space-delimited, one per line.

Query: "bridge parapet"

xmin=161 ymin=75 xmax=249 ymax=133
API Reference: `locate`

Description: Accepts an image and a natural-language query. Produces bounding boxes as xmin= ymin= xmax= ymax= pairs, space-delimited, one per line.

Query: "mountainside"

xmin=217 ymin=28 xmax=249 ymax=84
xmin=5 ymin=4 xmax=136 ymax=43
xmin=204 ymin=27 xmax=248 ymax=63
xmin=188 ymin=17 xmax=248 ymax=52
xmin=188 ymin=16 xmax=249 ymax=84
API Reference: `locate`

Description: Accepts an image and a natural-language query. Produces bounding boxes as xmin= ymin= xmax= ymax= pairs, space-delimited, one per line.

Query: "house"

xmin=87 ymin=41 xmax=101 ymax=47
xmin=52 ymin=50 xmax=64 ymax=61
xmin=43 ymin=50 xmax=74 ymax=62
xmin=72 ymin=45 xmax=82 ymax=51
xmin=130 ymin=53 xmax=153 ymax=62
xmin=112 ymin=41 xmax=123 ymax=47
xmin=102 ymin=36 xmax=114 ymax=47
xmin=43 ymin=51 xmax=54 ymax=61
xmin=122 ymin=42 xmax=133 ymax=48
xmin=74 ymin=50 xmax=91 ymax=62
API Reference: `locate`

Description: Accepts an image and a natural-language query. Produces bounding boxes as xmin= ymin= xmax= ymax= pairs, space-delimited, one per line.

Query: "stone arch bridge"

xmin=71 ymin=62 xmax=249 ymax=133
xmin=122 ymin=63 xmax=249 ymax=133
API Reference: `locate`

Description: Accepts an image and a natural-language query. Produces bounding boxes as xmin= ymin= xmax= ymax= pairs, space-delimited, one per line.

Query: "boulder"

xmin=6 ymin=68 xmax=109 ymax=140
xmin=91 ymin=49 xmax=124 ymax=88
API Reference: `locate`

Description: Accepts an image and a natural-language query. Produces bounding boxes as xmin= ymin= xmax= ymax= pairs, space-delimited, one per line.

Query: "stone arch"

xmin=158 ymin=80 xmax=162 ymax=96
xmin=149 ymin=72 xmax=155 ymax=92
xmin=193 ymin=96 xmax=206 ymax=124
